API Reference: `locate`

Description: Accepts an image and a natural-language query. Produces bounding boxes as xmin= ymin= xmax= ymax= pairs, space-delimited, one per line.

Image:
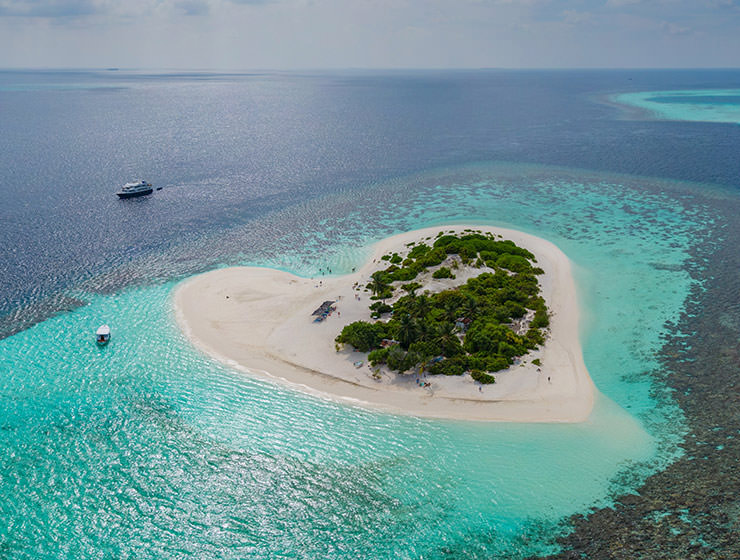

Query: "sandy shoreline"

xmin=174 ymin=225 xmax=595 ymax=422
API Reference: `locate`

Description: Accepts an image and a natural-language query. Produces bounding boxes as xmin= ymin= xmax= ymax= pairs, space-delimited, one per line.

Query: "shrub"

xmin=496 ymin=253 xmax=532 ymax=273
xmin=416 ymin=247 xmax=447 ymax=268
xmin=386 ymin=345 xmax=408 ymax=371
xmin=369 ymin=301 xmax=392 ymax=314
xmin=505 ymin=301 xmax=526 ymax=318
xmin=470 ymin=369 xmax=496 ymax=384
xmin=409 ymin=340 xmax=442 ymax=361
xmin=335 ymin=321 xmax=386 ymax=352
xmin=408 ymin=243 xmax=430 ymax=260
xmin=432 ymin=234 xmax=459 ymax=249
xmin=525 ymin=329 xmax=545 ymax=348
xmin=389 ymin=253 xmax=402 ymax=264
xmin=479 ymin=250 xmax=501 ymax=262
xmin=432 ymin=267 xmax=455 ymax=279
xmin=531 ymin=308 xmax=550 ymax=328
xmin=464 ymin=321 xmax=510 ymax=354
xmin=428 ymin=356 xmax=468 ymax=376
xmin=488 ymin=356 xmax=511 ymax=371
xmin=402 ymin=282 xmax=422 ymax=295
xmin=497 ymin=341 xmax=520 ymax=359
xmin=368 ymin=347 xmax=389 ymax=366
xmin=370 ymin=287 xmax=394 ymax=300
xmin=401 ymin=350 xmax=422 ymax=372
xmin=387 ymin=266 xmax=420 ymax=283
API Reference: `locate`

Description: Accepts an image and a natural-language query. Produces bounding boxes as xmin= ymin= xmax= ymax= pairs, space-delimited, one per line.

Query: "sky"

xmin=0 ymin=0 xmax=739 ymax=69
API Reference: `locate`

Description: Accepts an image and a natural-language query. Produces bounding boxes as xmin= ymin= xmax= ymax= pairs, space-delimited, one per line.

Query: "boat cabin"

xmin=96 ymin=325 xmax=111 ymax=345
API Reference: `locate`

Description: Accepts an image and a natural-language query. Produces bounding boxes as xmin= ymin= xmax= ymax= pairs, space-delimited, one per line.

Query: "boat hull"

xmin=116 ymin=188 xmax=153 ymax=199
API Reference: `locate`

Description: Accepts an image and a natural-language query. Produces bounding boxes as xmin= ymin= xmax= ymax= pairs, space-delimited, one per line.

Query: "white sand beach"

xmin=174 ymin=226 xmax=595 ymax=422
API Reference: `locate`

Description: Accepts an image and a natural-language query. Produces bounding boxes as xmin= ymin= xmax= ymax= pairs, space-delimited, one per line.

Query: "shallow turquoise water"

xmin=613 ymin=89 xmax=740 ymax=123
xmin=0 ymin=163 xmax=718 ymax=558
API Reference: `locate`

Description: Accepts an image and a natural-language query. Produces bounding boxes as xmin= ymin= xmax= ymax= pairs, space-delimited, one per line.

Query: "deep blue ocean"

xmin=1 ymin=69 xmax=740 ymax=558
xmin=2 ymin=69 xmax=739 ymax=325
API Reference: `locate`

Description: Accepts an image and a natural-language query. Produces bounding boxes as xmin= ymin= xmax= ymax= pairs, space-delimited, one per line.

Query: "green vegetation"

xmin=369 ymin=301 xmax=393 ymax=318
xmin=335 ymin=231 xmax=551 ymax=381
xmin=336 ymin=321 xmax=387 ymax=352
xmin=470 ymin=370 xmax=496 ymax=384
xmin=402 ymin=282 xmax=422 ymax=295
xmin=432 ymin=266 xmax=455 ymax=279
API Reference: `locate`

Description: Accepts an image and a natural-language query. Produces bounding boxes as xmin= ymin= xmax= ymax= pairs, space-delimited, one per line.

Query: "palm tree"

xmin=461 ymin=295 xmax=478 ymax=321
xmin=367 ymin=277 xmax=388 ymax=299
xmin=397 ymin=314 xmax=419 ymax=350
xmin=412 ymin=294 xmax=430 ymax=320
xmin=444 ymin=300 xmax=458 ymax=323
xmin=435 ymin=321 xmax=460 ymax=356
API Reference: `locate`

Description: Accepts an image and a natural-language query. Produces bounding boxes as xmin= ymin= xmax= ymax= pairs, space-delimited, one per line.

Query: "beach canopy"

xmin=311 ymin=301 xmax=335 ymax=316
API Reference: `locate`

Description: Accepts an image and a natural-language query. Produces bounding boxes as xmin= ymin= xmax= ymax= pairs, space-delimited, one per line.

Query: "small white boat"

xmin=116 ymin=180 xmax=153 ymax=199
xmin=96 ymin=325 xmax=111 ymax=345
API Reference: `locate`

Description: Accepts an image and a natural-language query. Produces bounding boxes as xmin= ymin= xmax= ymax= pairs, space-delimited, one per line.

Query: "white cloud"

xmin=562 ymin=9 xmax=592 ymax=24
xmin=660 ymin=20 xmax=691 ymax=34
xmin=0 ymin=0 xmax=735 ymax=68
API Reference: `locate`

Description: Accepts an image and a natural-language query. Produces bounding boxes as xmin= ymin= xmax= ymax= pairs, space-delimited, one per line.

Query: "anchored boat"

xmin=96 ymin=325 xmax=111 ymax=345
xmin=116 ymin=180 xmax=153 ymax=199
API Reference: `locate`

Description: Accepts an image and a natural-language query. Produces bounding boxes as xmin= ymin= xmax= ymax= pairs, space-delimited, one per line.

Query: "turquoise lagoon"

xmin=613 ymin=89 xmax=740 ymax=124
xmin=0 ymin=163 xmax=717 ymax=558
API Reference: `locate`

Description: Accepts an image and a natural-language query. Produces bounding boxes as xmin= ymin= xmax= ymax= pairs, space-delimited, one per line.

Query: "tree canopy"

xmin=335 ymin=231 xmax=550 ymax=382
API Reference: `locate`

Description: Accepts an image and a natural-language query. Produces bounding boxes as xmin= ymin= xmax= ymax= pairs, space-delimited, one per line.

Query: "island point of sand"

xmin=174 ymin=226 xmax=595 ymax=422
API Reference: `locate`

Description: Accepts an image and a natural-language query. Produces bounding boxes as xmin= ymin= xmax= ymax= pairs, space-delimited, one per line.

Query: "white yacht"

xmin=116 ymin=180 xmax=153 ymax=199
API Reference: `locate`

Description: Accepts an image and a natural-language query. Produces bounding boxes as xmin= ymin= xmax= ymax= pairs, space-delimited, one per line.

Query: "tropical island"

xmin=174 ymin=225 xmax=595 ymax=422
xmin=336 ymin=231 xmax=549 ymax=385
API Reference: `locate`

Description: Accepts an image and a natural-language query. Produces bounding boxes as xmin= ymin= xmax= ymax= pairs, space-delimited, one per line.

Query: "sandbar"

xmin=174 ymin=225 xmax=595 ymax=422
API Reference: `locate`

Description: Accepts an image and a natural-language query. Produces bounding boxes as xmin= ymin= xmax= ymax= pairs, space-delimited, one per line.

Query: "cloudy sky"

xmin=1 ymin=0 xmax=738 ymax=69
